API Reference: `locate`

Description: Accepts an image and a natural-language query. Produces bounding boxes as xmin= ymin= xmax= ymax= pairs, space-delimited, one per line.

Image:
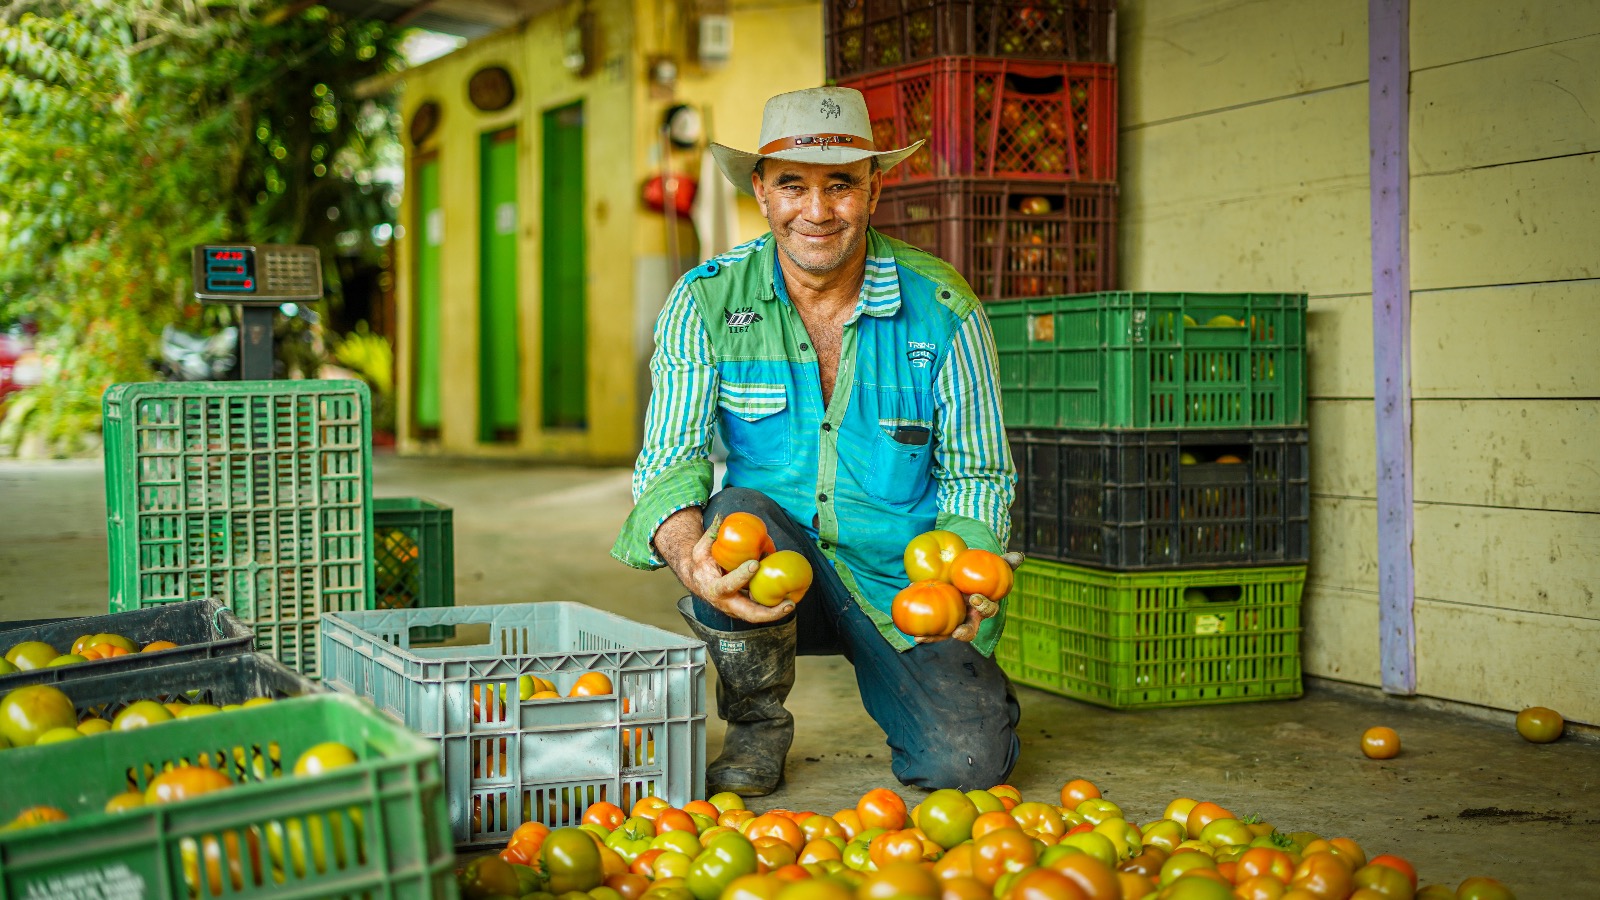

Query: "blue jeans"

xmin=690 ymin=487 xmax=1022 ymax=792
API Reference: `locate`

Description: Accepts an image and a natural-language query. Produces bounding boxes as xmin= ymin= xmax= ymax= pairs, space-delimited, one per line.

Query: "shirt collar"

xmin=767 ymin=228 xmax=903 ymax=322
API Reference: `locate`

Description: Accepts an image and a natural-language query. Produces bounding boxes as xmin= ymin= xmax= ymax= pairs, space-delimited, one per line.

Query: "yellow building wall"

xmin=393 ymin=2 xmax=639 ymax=463
xmin=1119 ymin=0 xmax=1600 ymax=722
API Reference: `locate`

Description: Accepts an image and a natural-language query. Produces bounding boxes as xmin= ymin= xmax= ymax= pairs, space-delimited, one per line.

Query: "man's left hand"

xmin=917 ymin=551 xmax=1025 ymax=645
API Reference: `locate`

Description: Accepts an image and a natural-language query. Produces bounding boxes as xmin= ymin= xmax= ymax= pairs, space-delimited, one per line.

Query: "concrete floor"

xmin=2 ymin=454 xmax=1597 ymax=895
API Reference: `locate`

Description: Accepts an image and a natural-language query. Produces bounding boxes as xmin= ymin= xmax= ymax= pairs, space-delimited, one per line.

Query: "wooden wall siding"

xmin=1120 ymin=2 xmax=1599 ymax=720
xmin=1410 ymin=0 xmax=1600 ymax=71
xmin=1119 ymin=0 xmax=1366 ymax=128
xmin=1411 ymin=283 xmax=1600 ymax=399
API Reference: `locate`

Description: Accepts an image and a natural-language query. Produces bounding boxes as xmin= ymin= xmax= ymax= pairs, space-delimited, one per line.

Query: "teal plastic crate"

xmin=373 ymin=498 xmax=455 ymax=642
xmin=989 ymin=292 xmax=1307 ymax=429
xmin=995 ymin=559 xmax=1305 ymax=709
xmin=0 ymin=693 xmax=456 ymax=899
xmin=319 ymin=603 xmax=706 ymax=849
xmin=102 ymin=380 xmax=374 ymax=677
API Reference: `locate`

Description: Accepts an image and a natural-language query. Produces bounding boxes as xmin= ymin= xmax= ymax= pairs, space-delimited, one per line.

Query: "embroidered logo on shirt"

xmin=725 ymin=308 xmax=763 ymax=332
xmin=906 ymin=340 xmax=936 ymax=368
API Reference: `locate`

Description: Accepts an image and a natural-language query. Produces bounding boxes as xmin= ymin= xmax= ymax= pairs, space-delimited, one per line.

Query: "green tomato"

xmin=458 ymin=855 xmax=521 ymax=899
xmin=1074 ymin=798 xmax=1123 ymax=825
xmin=684 ymin=842 xmax=757 ymax=900
xmin=1037 ymin=844 xmax=1082 ymax=867
xmin=539 ymin=828 xmax=602 ymax=895
xmin=651 ymin=829 xmax=702 ymax=858
xmin=1058 ymin=831 xmax=1118 ymax=868
xmin=916 ymin=788 xmax=978 ymax=849
xmin=1094 ymin=817 xmax=1142 ymax=859
xmin=652 ymin=851 xmax=693 ymax=881
xmin=619 ymin=816 xmax=656 ymax=841
xmin=578 ymin=822 xmax=612 ymax=842
xmin=841 ymin=840 xmax=875 ymax=872
xmin=604 ymin=830 xmax=651 ymax=864
xmin=965 ymin=789 xmax=1005 ymax=814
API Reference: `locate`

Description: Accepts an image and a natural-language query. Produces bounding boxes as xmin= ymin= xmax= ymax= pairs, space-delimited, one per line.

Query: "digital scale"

xmin=191 ymin=244 xmax=323 ymax=380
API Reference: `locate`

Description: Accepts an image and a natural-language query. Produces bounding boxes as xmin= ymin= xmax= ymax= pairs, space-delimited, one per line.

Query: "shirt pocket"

xmin=717 ymin=381 xmax=791 ymax=467
xmin=865 ymin=416 xmax=936 ymax=506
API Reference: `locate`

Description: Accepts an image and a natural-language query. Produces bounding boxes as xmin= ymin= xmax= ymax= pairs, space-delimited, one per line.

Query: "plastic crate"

xmin=826 ymin=0 xmax=1115 ymax=81
xmin=1008 ymin=428 xmax=1310 ymax=570
xmin=102 ymin=379 xmax=375 ymax=677
xmin=874 ymin=179 xmax=1116 ymax=302
xmin=0 ymin=598 xmax=254 ymax=691
xmin=319 ymin=603 xmax=706 ymax=849
xmin=843 ymin=57 xmax=1117 ymax=184
xmin=373 ymin=497 xmax=456 ymax=642
xmin=0 ymin=693 xmax=456 ymax=899
xmin=990 ymin=292 xmax=1308 ymax=429
xmin=995 ymin=560 xmax=1305 ymax=709
xmin=40 ymin=652 xmax=322 ymax=726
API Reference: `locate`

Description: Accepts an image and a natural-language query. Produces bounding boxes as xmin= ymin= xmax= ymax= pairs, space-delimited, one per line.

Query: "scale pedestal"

xmin=190 ymin=244 xmax=323 ymax=379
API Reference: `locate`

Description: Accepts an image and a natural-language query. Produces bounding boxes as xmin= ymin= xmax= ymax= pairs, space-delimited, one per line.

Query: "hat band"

xmin=756 ymin=133 xmax=877 ymax=155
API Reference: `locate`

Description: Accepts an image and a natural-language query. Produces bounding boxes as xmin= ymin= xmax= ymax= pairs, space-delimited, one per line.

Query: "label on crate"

xmin=21 ymin=862 xmax=147 ymax=899
xmin=1193 ymin=613 xmax=1231 ymax=635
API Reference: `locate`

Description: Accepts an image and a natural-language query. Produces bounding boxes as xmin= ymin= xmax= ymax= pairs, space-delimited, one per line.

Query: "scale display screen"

xmin=191 ymin=243 xmax=322 ymax=304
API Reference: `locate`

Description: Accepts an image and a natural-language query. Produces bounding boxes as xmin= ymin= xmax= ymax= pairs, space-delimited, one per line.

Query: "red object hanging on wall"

xmin=642 ymin=173 xmax=698 ymax=216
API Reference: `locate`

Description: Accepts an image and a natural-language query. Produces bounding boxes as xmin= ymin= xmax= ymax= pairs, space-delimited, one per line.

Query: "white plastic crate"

xmin=319 ymin=602 xmax=706 ymax=848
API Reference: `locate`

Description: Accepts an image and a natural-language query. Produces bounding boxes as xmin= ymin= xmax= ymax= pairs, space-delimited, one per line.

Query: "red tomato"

xmin=584 ymin=801 xmax=627 ymax=830
xmin=1058 ymin=779 xmax=1100 ymax=807
xmin=1362 ymin=726 xmax=1401 ymax=759
xmin=891 ymin=581 xmax=967 ymax=638
xmin=747 ymin=551 xmax=812 ymax=607
xmin=857 ymin=788 xmax=908 ymax=831
xmin=711 ymin=512 xmax=773 ymax=572
xmin=1237 ymin=847 xmax=1295 ymax=883
xmin=948 ymin=549 xmax=1014 ymax=601
xmin=903 ymin=530 xmax=968 ymax=582
xmin=1291 ymin=852 xmax=1354 ymax=900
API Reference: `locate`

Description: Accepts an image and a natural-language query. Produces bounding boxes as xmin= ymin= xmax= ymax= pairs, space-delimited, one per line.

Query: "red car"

xmin=0 ymin=321 xmax=40 ymax=402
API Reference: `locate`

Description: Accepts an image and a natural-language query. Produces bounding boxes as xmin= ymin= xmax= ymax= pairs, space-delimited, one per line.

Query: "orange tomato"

xmin=868 ymin=829 xmax=926 ymax=868
xmin=1059 ymin=779 xmax=1100 ymax=807
xmin=831 ymin=808 xmax=864 ymax=839
xmin=891 ymin=581 xmax=968 ymax=638
xmin=1008 ymin=867 xmax=1089 ymax=900
xmin=1235 ymin=874 xmax=1289 ymax=900
xmin=1361 ymin=727 xmax=1400 ymax=759
xmin=948 ymin=549 xmax=1014 ymax=601
xmin=1046 ymin=852 xmax=1119 ymax=899
xmin=1292 ymin=852 xmax=1355 ymax=900
xmin=970 ymin=828 xmax=1036 ymax=887
xmin=583 ymin=801 xmax=627 ymax=830
xmin=711 ymin=512 xmax=774 ymax=573
xmin=746 ymin=812 xmax=805 ymax=852
xmin=655 ymin=808 xmax=699 ymax=834
xmin=798 ymin=839 xmax=842 ymax=864
xmin=570 ymin=671 xmax=614 ymax=697
xmin=856 ymin=787 xmax=909 ymax=831
xmin=141 ymin=640 xmax=179 ymax=653
xmin=1185 ymin=801 xmax=1234 ymax=837
xmin=631 ymin=796 xmax=671 ymax=820
xmin=1237 ymin=847 xmax=1295 ymax=883
xmin=683 ymin=800 xmax=721 ymax=820
xmin=146 ymin=765 xmax=233 ymax=804
xmin=1366 ymin=854 xmax=1417 ymax=888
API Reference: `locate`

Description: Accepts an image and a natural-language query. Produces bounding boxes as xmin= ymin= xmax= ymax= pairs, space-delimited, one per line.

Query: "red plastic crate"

xmin=845 ymin=57 xmax=1116 ymax=184
xmin=825 ymin=0 xmax=1116 ymax=81
xmin=874 ymin=179 xmax=1117 ymax=301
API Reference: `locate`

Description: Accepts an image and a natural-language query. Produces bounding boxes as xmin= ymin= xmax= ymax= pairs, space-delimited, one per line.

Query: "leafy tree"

xmin=0 ymin=1 xmax=404 ymax=455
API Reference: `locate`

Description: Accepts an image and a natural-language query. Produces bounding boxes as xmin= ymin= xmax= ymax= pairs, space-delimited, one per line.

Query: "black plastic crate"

xmin=826 ymin=0 xmax=1116 ymax=81
xmin=0 ymin=598 xmax=254 ymax=692
xmin=44 ymin=651 xmax=322 ymax=725
xmin=1008 ymin=428 xmax=1310 ymax=569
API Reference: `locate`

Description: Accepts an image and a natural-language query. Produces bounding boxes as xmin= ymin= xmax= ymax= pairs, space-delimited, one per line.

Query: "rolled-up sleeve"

xmin=931 ymin=305 xmax=1016 ymax=555
xmin=611 ymin=279 xmax=719 ymax=569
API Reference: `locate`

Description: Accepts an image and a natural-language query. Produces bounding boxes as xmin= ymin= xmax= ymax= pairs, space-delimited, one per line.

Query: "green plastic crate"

xmin=0 ymin=693 xmax=457 ymax=899
xmin=989 ymin=292 xmax=1307 ymax=430
xmin=995 ymin=559 xmax=1305 ymax=709
xmin=102 ymin=380 xmax=375 ymax=677
xmin=373 ymin=498 xmax=455 ymax=643
xmin=320 ymin=603 xmax=706 ymax=849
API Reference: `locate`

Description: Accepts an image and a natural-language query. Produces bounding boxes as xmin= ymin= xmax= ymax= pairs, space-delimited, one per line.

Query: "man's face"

xmin=752 ymin=157 xmax=881 ymax=279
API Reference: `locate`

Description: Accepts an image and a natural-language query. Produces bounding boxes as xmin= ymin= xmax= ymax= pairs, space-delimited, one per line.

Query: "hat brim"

xmin=710 ymin=141 xmax=925 ymax=196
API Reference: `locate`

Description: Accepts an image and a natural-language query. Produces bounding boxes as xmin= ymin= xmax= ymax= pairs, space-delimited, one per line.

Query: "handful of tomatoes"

xmin=710 ymin=513 xmax=813 ymax=607
xmin=892 ymin=531 xmax=1014 ymax=639
xmin=469 ymin=779 xmax=1520 ymax=900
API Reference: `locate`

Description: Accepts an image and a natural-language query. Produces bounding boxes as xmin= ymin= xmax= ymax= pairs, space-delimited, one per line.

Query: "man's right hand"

xmin=654 ymin=508 xmax=797 ymax=624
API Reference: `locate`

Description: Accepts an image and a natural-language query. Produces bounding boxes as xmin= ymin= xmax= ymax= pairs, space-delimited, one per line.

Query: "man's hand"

xmin=655 ymin=509 xmax=796 ymax=624
xmin=917 ymin=551 xmax=1025 ymax=645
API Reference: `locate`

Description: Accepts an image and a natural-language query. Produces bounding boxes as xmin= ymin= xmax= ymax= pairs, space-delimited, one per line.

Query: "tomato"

xmin=1454 ymin=876 xmax=1515 ymax=900
xmin=745 ymin=813 xmax=805 ymax=852
xmin=1164 ymin=798 xmax=1198 ymax=828
xmin=571 ymin=671 xmax=614 ymax=697
xmin=723 ymin=873 xmax=786 ymax=900
xmin=1514 ymin=706 xmax=1564 ymax=743
xmin=1197 ymin=817 xmax=1253 ymax=847
xmin=1291 ymin=852 xmax=1354 ymax=900
xmin=1160 ymin=874 xmax=1236 ymax=900
xmin=891 ymin=581 xmax=967 ymax=638
xmin=799 ymin=814 xmax=847 ymax=844
xmin=146 ymin=765 xmax=233 ymax=804
xmin=686 ymin=833 xmax=758 ymax=900
xmin=916 ymin=789 xmax=978 ymax=849
xmin=1141 ymin=819 xmax=1185 ymax=853
xmin=0 ymin=684 xmax=77 ymax=747
xmin=6 ymin=641 xmax=60 ymax=669
xmin=747 ymin=550 xmax=813 ymax=607
xmin=1184 ymin=802 xmax=1233 ymax=837
xmin=1366 ymin=854 xmax=1417 ymax=889
xmin=1011 ymin=802 xmax=1066 ymax=840
xmin=1361 ymin=726 xmax=1401 ymax=759
xmin=5 ymin=806 xmax=67 ymax=829
xmin=1352 ymin=863 xmax=1414 ymax=898
xmin=948 ymin=549 xmax=1014 ymax=601
xmin=856 ymin=788 xmax=908 ymax=831
xmin=1234 ymin=874 xmax=1289 ymax=900
xmin=1237 ymin=848 xmax=1295 ymax=883
xmin=1046 ymin=851 xmax=1119 ymax=899
xmin=609 ymin=872 xmax=652 ymax=899
xmin=869 ymin=829 xmax=927 ymax=868
xmin=859 ymin=860 xmax=939 ymax=899
xmin=543 ymin=827 xmax=605 ymax=893
xmin=711 ymin=512 xmax=773 ymax=572
xmin=1328 ymin=837 xmax=1366 ymax=869
xmin=509 ymin=820 xmax=551 ymax=858
xmin=1059 ymin=779 xmax=1100 ymax=807
xmin=653 ymin=829 xmax=704 ymax=858
xmin=903 ymin=530 xmax=968 ymax=582
xmin=1118 ymin=871 xmax=1159 ymax=900
xmin=1058 ymin=831 xmax=1117 ymax=869
xmin=459 ymin=854 xmax=522 ymax=898
xmin=1009 ymin=867 xmax=1089 ymax=900
xmin=829 ymin=808 xmax=864 ymax=839
xmin=970 ymin=828 xmax=1037 ymax=886
xmin=1159 ymin=850 xmax=1216 ymax=885
xmin=293 ymin=741 xmax=358 ymax=776
xmin=798 ymin=839 xmax=842 ymax=864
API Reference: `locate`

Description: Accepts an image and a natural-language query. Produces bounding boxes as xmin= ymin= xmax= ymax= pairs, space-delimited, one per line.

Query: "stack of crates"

xmin=827 ymin=0 xmax=1119 ymax=300
xmin=988 ymin=291 xmax=1312 ymax=709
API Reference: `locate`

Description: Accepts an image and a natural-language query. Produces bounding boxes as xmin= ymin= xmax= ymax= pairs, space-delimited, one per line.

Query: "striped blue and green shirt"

xmin=612 ymin=228 xmax=1015 ymax=655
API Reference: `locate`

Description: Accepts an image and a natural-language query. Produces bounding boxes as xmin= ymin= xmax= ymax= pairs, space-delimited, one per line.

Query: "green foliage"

xmin=0 ymin=1 xmax=404 ymax=455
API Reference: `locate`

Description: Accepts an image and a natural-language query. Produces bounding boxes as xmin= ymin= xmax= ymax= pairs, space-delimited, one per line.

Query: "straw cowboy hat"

xmin=710 ymin=86 xmax=924 ymax=195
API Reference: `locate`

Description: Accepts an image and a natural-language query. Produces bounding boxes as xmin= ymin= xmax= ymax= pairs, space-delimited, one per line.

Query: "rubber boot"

xmin=677 ymin=596 xmax=796 ymax=796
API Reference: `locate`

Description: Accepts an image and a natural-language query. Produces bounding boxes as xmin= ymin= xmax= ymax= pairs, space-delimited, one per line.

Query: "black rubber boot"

xmin=677 ymin=596 xmax=796 ymax=797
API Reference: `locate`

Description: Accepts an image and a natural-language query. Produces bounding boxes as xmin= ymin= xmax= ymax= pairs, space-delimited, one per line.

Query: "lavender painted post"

xmin=1369 ymin=0 xmax=1416 ymax=694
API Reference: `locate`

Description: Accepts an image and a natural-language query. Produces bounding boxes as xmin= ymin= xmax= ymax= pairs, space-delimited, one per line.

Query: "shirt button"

xmin=800 ymin=342 xmax=809 ymax=351
xmin=818 ymin=493 xmax=828 ymax=502
xmin=820 ymin=541 xmax=830 ymax=550
xmin=940 ymin=290 xmax=951 ymax=299
xmin=821 ymin=423 xmax=832 ymax=432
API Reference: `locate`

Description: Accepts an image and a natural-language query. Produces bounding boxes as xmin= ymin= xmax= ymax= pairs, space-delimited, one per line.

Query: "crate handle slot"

xmin=1183 ymin=585 xmax=1244 ymax=605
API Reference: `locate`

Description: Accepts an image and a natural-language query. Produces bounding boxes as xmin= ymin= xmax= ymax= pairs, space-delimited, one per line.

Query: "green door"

xmin=412 ymin=155 xmax=442 ymax=436
xmin=479 ymin=127 xmax=521 ymax=443
xmin=541 ymin=102 xmax=587 ymax=429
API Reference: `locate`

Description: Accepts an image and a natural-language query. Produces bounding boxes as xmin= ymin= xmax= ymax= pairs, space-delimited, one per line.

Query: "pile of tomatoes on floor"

xmin=456 ymin=779 xmax=1516 ymax=900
